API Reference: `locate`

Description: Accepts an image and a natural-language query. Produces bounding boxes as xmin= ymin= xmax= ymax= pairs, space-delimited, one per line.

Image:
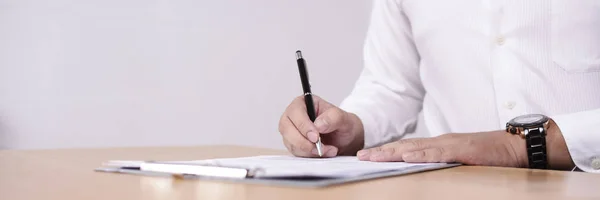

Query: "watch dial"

xmin=514 ymin=114 xmax=544 ymax=124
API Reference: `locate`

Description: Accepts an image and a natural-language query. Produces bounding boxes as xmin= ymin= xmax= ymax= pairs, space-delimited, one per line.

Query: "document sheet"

xmin=169 ymin=155 xmax=451 ymax=178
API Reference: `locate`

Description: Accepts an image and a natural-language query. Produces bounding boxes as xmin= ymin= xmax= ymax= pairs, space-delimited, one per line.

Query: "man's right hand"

xmin=278 ymin=95 xmax=364 ymax=158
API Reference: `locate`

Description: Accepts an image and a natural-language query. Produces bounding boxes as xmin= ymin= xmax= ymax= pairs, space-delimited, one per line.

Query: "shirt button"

xmin=504 ymin=101 xmax=516 ymax=110
xmin=496 ymin=36 xmax=505 ymax=45
xmin=592 ymin=158 xmax=600 ymax=170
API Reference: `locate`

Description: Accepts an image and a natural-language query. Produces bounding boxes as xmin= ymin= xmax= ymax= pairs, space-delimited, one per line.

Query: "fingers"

xmin=357 ymin=138 xmax=432 ymax=161
xmin=282 ymin=135 xmax=339 ymax=158
xmin=358 ymin=137 xmax=452 ymax=162
xmin=314 ymin=107 xmax=347 ymax=134
xmin=278 ymin=96 xmax=339 ymax=157
xmin=402 ymin=147 xmax=456 ymax=163
xmin=323 ymin=145 xmax=339 ymax=157
xmin=278 ymin=95 xmax=344 ymax=158
xmin=286 ymin=96 xmax=320 ymax=143
xmin=280 ymin=116 xmax=316 ymax=157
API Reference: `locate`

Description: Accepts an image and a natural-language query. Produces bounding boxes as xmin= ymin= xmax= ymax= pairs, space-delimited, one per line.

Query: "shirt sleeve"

xmin=551 ymin=109 xmax=600 ymax=173
xmin=339 ymin=0 xmax=425 ymax=149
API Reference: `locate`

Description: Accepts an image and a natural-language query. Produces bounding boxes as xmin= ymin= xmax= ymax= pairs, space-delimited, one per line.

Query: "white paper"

xmin=168 ymin=155 xmax=448 ymax=178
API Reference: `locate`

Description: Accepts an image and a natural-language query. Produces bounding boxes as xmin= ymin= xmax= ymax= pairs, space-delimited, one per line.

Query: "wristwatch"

xmin=506 ymin=114 xmax=549 ymax=169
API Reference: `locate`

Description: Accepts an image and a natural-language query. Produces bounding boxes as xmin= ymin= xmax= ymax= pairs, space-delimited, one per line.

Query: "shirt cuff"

xmin=551 ymin=109 xmax=600 ymax=173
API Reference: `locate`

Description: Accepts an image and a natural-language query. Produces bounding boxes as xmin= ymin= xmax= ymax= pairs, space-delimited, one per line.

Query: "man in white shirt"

xmin=278 ymin=1 xmax=600 ymax=172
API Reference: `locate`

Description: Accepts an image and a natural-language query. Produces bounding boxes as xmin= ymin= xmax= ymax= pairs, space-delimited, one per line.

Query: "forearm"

xmin=545 ymin=119 xmax=576 ymax=170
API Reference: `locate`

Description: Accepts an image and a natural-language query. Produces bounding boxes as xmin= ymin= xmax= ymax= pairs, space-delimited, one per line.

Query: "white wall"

xmin=0 ymin=0 xmax=374 ymax=149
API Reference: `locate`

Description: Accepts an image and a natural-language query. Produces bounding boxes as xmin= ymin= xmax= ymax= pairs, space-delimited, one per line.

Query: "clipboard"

xmin=94 ymin=159 xmax=460 ymax=188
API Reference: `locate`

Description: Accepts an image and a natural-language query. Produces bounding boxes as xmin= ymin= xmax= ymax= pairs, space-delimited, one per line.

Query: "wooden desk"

xmin=1 ymin=145 xmax=598 ymax=200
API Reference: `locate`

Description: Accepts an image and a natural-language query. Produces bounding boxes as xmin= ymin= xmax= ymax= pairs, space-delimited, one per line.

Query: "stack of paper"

xmin=97 ymin=155 xmax=459 ymax=187
xmin=170 ymin=155 xmax=447 ymax=178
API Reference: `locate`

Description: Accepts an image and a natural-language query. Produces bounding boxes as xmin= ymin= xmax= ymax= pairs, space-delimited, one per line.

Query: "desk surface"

xmin=1 ymin=145 xmax=599 ymax=200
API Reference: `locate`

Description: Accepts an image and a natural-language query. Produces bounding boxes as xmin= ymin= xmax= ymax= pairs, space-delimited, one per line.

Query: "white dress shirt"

xmin=339 ymin=0 xmax=600 ymax=172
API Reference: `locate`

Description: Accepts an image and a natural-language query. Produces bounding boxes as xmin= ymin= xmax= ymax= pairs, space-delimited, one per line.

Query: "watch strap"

xmin=525 ymin=128 xmax=548 ymax=169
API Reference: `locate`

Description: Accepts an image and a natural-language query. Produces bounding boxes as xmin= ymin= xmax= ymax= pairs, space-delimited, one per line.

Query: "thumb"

xmin=314 ymin=107 xmax=347 ymax=134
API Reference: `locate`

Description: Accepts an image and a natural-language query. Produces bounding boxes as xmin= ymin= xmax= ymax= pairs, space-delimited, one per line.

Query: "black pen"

xmin=295 ymin=50 xmax=323 ymax=157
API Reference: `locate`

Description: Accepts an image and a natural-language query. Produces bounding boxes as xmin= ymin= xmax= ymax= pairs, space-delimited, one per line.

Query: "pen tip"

xmin=316 ymin=137 xmax=323 ymax=157
xmin=296 ymin=50 xmax=303 ymax=59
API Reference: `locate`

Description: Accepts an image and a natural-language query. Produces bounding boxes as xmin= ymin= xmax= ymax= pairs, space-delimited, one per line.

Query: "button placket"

xmin=489 ymin=2 xmax=523 ymax=125
xmin=496 ymin=36 xmax=505 ymax=45
xmin=504 ymin=101 xmax=516 ymax=110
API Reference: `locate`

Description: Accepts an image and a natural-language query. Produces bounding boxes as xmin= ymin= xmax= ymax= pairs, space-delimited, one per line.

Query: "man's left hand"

xmin=357 ymin=130 xmax=527 ymax=167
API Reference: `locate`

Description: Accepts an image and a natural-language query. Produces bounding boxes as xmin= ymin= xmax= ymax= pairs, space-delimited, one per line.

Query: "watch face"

xmin=512 ymin=114 xmax=547 ymax=125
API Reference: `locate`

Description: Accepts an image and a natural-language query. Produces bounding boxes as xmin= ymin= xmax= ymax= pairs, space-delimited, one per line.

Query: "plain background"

xmin=0 ymin=0 xmax=426 ymax=150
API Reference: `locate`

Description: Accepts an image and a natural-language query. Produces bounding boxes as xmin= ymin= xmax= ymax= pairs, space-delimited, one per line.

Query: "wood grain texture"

xmin=1 ymin=145 xmax=599 ymax=200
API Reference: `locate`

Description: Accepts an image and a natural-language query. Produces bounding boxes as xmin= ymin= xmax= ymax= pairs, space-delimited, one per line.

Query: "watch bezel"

xmin=506 ymin=114 xmax=549 ymax=137
xmin=508 ymin=114 xmax=549 ymax=127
